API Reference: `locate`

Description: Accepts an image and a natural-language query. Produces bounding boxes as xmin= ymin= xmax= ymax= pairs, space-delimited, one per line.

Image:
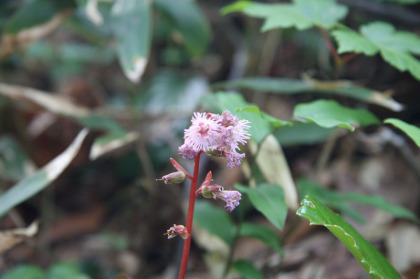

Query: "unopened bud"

xmin=164 ymin=224 xmax=189 ymax=239
xmin=157 ymin=171 xmax=186 ymax=184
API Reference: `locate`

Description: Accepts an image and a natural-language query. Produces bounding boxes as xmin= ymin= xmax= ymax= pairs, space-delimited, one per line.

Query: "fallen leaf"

xmin=0 ymin=10 xmax=72 ymax=57
xmin=0 ymin=221 xmax=38 ymax=254
xmin=0 ymin=83 xmax=90 ymax=118
xmin=249 ymin=134 xmax=299 ymax=210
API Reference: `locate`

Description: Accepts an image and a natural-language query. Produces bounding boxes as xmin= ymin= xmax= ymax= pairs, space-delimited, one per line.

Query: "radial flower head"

xmin=179 ymin=112 xmax=221 ymax=158
xmin=179 ymin=111 xmax=251 ymax=168
xmin=164 ymin=224 xmax=189 ymax=240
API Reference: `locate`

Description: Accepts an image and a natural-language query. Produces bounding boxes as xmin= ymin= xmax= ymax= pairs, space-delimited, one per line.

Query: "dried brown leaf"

xmin=0 ymin=221 xmax=38 ymax=254
xmin=0 ymin=10 xmax=72 ymax=57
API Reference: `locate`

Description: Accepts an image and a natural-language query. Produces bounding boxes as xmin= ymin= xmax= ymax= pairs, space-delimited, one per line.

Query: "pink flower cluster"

xmin=179 ymin=110 xmax=251 ymax=168
xmin=196 ymin=171 xmax=242 ymax=212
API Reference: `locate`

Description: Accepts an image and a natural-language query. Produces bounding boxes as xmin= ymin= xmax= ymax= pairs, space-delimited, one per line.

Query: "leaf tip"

xmin=124 ymin=56 xmax=148 ymax=83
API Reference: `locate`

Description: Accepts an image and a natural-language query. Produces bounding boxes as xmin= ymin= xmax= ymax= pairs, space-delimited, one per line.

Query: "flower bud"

xmin=156 ymin=171 xmax=186 ymax=184
xmin=164 ymin=224 xmax=189 ymax=239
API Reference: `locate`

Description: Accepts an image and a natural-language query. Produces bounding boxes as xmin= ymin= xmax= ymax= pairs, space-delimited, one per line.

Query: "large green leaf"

xmin=298 ymin=179 xmax=418 ymax=223
xmin=332 ymin=22 xmax=420 ymax=80
xmin=273 ymin=122 xmax=334 ymax=147
xmin=297 ymin=196 xmax=401 ymax=279
xmin=236 ymin=184 xmax=287 ymax=230
xmin=214 ymin=77 xmax=403 ymax=111
xmin=331 ymin=27 xmax=378 ymax=56
xmin=236 ymin=106 xmax=273 ymax=143
xmin=0 ymin=265 xmax=45 ymax=279
xmin=232 ymin=260 xmax=264 ymax=279
xmin=0 ymin=129 xmax=88 ymax=217
xmin=153 ymin=0 xmax=211 ymax=56
xmin=203 ymin=92 xmax=290 ymax=143
xmin=385 ymin=118 xmax=420 ymax=148
xmin=294 ymin=99 xmax=379 ymax=131
xmin=111 ymin=0 xmax=151 ymax=83
xmin=0 ymin=136 xmax=34 ymax=182
xmin=240 ymin=222 xmax=283 ymax=254
xmin=194 ymin=200 xmax=236 ymax=245
xmin=223 ymin=0 xmax=347 ymax=31
xmin=47 ymin=262 xmax=90 ymax=279
xmin=135 ymin=70 xmax=208 ymax=115
xmin=202 ymin=91 xmax=249 ymax=114
xmin=3 ymin=0 xmax=74 ymax=34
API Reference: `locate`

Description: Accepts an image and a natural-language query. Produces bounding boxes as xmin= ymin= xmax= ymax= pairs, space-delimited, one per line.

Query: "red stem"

xmin=178 ymin=152 xmax=202 ymax=279
xmin=318 ymin=27 xmax=342 ymax=66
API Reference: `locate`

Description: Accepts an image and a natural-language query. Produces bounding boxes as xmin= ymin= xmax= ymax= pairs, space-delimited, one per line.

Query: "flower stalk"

xmin=157 ymin=110 xmax=251 ymax=279
xmin=178 ymin=152 xmax=202 ymax=279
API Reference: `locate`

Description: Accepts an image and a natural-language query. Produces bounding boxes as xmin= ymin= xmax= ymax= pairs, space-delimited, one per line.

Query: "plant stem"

xmin=178 ymin=152 xmax=202 ymax=279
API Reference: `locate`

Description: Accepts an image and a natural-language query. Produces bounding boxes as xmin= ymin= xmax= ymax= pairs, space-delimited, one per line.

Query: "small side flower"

xmin=215 ymin=190 xmax=242 ymax=212
xmin=196 ymin=171 xmax=242 ymax=212
xmin=164 ymin=224 xmax=189 ymax=240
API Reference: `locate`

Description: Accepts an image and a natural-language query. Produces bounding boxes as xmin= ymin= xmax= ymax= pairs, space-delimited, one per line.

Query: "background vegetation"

xmin=0 ymin=0 xmax=419 ymax=278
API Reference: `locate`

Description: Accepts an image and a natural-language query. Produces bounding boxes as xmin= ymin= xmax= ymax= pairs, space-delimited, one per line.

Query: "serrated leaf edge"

xmin=312 ymin=222 xmax=379 ymax=278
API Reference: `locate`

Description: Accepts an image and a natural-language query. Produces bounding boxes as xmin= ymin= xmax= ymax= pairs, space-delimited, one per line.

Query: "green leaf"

xmin=380 ymin=48 xmax=420 ymax=80
xmin=331 ymin=28 xmax=378 ymax=56
xmin=297 ymin=196 xmax=401 ymax=279
xmin=232 ymin=260 xmax=264 ymax=279
xmin=385 ymin=118 xmax=420 ymax=148
xmin=294 ymin=99 xmax=379 ymax=131
xmin=249 ymin=135 xmax=299 ymax=210
xmin=0 ymin=265 xmax=45 ymax=279
xmin=361 ymin=22 xmax=420 ymax=55
xmin=236 ymin=183 xmax=287 ymax=230
xmin=332 ymin=22 xmax=420 ymax=80
xmin=111 ymin=0 xmax=151 ymax=83
xmin=203 ymin=92 xmax=290 ymax=143
xmin=0 ymin=130 xmax=88 ymax=217
xmin=214 ymin=77 xmax=403 ymax=111
xmin=224 ymin=0 xmax=347 ymax=31
xmin=3 ymin=0 xmax=74 ymax=34
xmin=273 ymin=122 xmax=334 ymax=147
xmin=0 ymin=136 xmax=34 ymax=182
xmin=298 ymin=179 xmax=418 ymax=223
xmin=194 ymin=200 xmax=236 ymax=245
xmin=154 ymin=0 xmax=211 ymax=56
xmin=201 ymin=91 xmax=249 ymax=114
xmin=76 ymin=114 xmax=139 ymax=160
xmin=214 ymin=77 xmax=312 ymax=93
xmin=135 ymin=70 xmax=208 ymax=115
xmin=220 ymin=1 xmax=253 ymax=15
xmin=240 ymin=222 xmax=283 ymax=254
xmin=236 ymin=106 xmax=272 ymax=143
xmin=47 ymin=262 xmax=90 ymax=279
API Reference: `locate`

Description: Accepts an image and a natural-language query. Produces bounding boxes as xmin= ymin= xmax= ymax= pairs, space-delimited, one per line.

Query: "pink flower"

xmin=196 ymin=171 xmax=242 ymax=211
xmin=215 ymin=190 xmax=242 ymax=212
xmin=164 ymin=224 xmax=189 ymax=239
xmin=179 ymin=112 xmax=221 ymax=158
xmin=179 ymin=110 xmax=251 ymax=168
xmin=220 ymin=111 xmax=251 ymax=152
xmin=225 ymin=150 xmax=246 ymax=168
